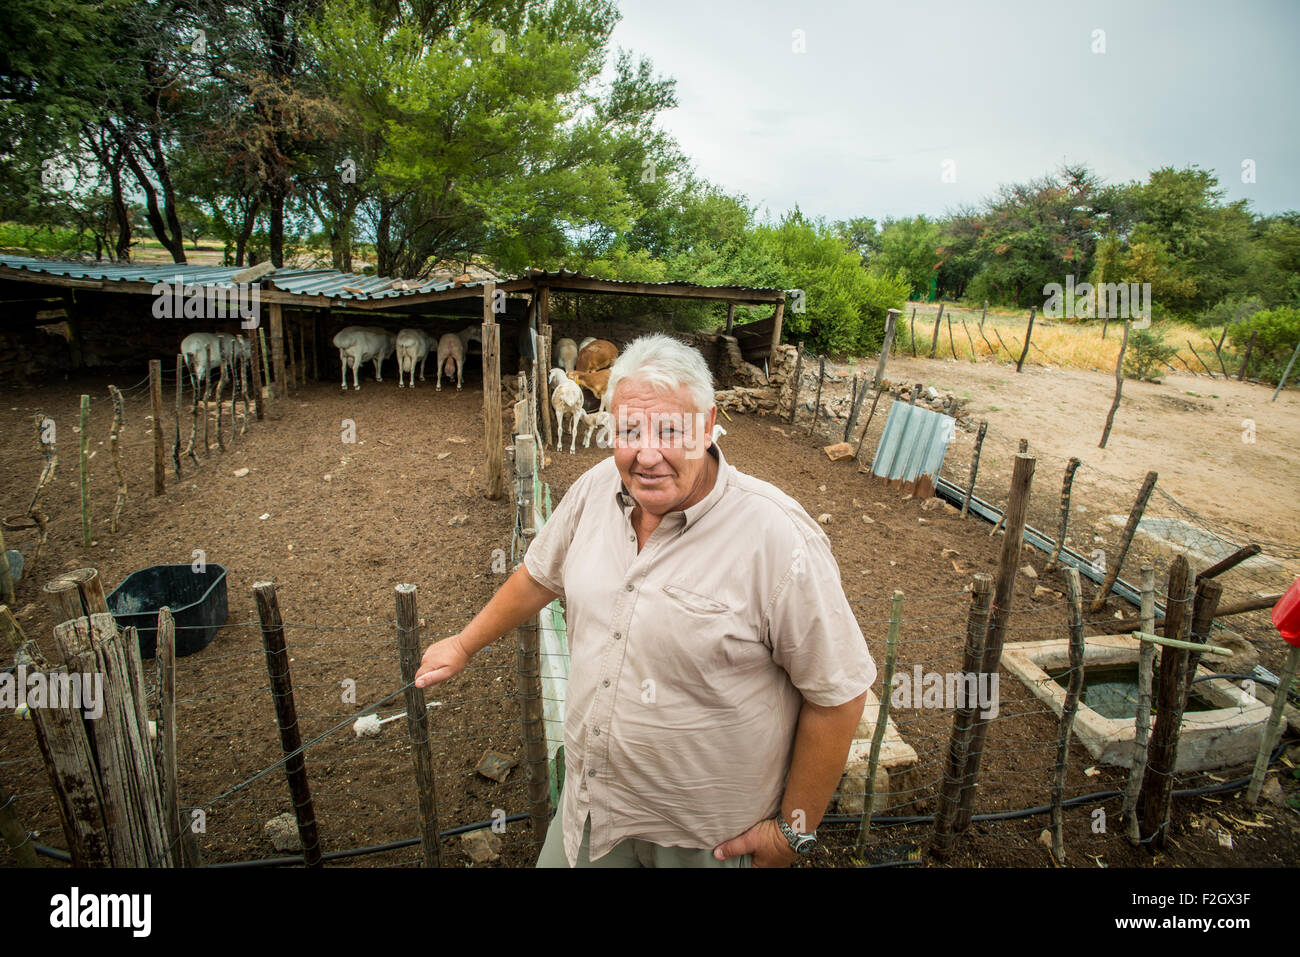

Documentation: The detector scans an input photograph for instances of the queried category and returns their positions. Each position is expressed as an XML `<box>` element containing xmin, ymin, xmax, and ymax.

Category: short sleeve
<box><xmin>523</xmin><ymin>462</ymin><xmax>601</xmax><ymax>596</ymax></box>
<box><xmin>764</xmin><ymin>526</ymin><xmax>877</xmax><ymax>707</ymax></box>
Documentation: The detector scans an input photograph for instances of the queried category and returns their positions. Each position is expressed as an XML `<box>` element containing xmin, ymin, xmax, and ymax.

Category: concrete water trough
<box><xmin>1002</xmin><ymin>635</ymin><xmax>1273</xmax><ymax>773</ymax></box>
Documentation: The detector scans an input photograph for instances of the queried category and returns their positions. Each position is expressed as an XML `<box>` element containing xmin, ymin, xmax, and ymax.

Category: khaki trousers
<box><xmin>536</xmin><ymin>811</ymin><xmax>752</xmax><ymax>868</ymax></box>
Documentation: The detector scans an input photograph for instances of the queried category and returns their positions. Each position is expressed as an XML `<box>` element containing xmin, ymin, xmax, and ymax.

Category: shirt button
<box><xmin>613</xmin><ymin>632</ymin><xmax>621</xmax><ymax>640</ymax></box>
<box><xmin>593</xmin><ymin>728</ymin><xmax>601</xmax><ymax>736</ymax></box>
<box><xmin>588</xmin><ymin>769</ymin><xmax>596</xmax><ymax>777</ymax></box>
<box><xmin>625</xmin><ymin>583</ymin><xmax>633</xmax><ymax>592</ymax></box>
<box><xmin>602</xmin><ymin>680</ymin><xmax>610</xmax><ymax>687</ymax></box>
<box><xmin>629</xmin><ymin>534</ymin><xmax>635</xmax><ymax>542</ymax></box>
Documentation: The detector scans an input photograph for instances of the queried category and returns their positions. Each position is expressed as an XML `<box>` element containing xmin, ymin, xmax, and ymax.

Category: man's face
<box><xmin>611</xmin><ymin>378</ymin><xmax>718</xmax><ymax>518</ymax></box>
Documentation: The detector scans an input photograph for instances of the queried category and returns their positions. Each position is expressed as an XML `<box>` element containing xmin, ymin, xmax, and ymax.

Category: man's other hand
<box><xmin>415</xmin><ymin>634</ymin><xmax>471</xmax><ymax>688</ymax></box>
<box><xmin>713</xmin><ymin>818</ymin><xmax>799</xmax><ymax>868</ymax></box>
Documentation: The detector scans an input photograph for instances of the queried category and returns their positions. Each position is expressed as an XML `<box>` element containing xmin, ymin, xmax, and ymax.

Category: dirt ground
<box><xmin>1</xmin><ymin>362</ymin><xmax>1297</xmax><ymax>869</ymax></box>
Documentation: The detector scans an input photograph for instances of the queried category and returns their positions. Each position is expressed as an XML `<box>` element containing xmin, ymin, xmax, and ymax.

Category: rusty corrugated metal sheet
<box><xmin>870</xmin><ymin>402</ymin><xmax>955</xmax><ymax>484</ymax></box>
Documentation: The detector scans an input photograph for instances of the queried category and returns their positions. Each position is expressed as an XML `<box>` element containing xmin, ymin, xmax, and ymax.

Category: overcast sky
<box><xmin>607</xmin><ymin>0</ymin><xmax>1300</xmax><ymax>224</ymax></box>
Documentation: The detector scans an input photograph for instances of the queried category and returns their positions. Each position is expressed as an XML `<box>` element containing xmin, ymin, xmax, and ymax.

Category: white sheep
<box><xmin>554</xmin><ymin>338</ymin><xmax>578</xmax><ymax>374</ymax></box>
<box><xmin>549</xmin><ymin>368</ymin><xmax>584</xmax><ymax>454</ymax></box>
<box><xmin>395</xmin><ymin>329</ymin><xmax>433</xmax><ymax>387</ymax></box>
<box><xmin>580</xmin><ymin>409</ymin><xmax>615</xmax><ymax>449</ymax></box>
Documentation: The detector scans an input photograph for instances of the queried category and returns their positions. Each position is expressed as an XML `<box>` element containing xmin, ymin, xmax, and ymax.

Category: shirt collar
<box><xmin>616</xmin><ymin>442</ymin><xmax>729</xmax><ymax>534</ymax></box>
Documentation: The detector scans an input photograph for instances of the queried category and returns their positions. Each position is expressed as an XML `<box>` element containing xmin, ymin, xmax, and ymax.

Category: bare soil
<box><xmin>1</xmin><ymin>366</ymin><xmax>1296</xmax><ymax>869</ymax></box>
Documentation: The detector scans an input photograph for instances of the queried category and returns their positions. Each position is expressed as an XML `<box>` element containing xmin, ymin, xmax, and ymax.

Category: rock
<box><xmin>460</xmin><ymin>828</ymin><xmax>502</xmax><ymax>863</ymax></box>
<box><xmin>926</xmin><ymin>386</ymin><xmax>940</xmax><ymax>401</ymax></box>
<box><xmin>1038</xmin><ymin>828</ymin><xmax>1053</xmax><ymax>849</ymax></box>
<box><xmin>233</xmin><ymin>467</ymin><xmax>250</xmax><ymax>478</ymax></box>
<box><xmin>920</xmin><ymin>497</ymin><xmax>945</xmax><ymax>511</ymax></box>
<box><xmin>1263</xmin><ymin>777</ymin><xmax>1286</xmax><ymax>808</ymax></box>
<box><xmin>323</xmin><ymin>473</ymin><xmax>332</xmax><ymax>482</ymax></box>
<box><xmin>861</xmin><ymin>515</ymin><xmax>874</xmax><ymax>524</ymax></box>
<box><xmin>446</xmin><ymin>436</ymin><xmax>467</xmax><ymax>444</ymax></box>
<box><xmin>823</xmin><ymin>442</ymin><xmax>855</xmax><ymax>461</ymax></box>
<box><xmin>917</xmin><ymin>518</ymin><xmax>928</xmax><ymax>525</ymax></box>
<box><xmin>264</xmin><ymin>812</ymin><xmax>300</xmax><ymax>851</ymax></box>
<box><xmin>1034</xmin><ymin>585</ymin><xmax>1055</xmax><ymax>597</ymax></box>
<box><xmin>1020</xmin><ymin>564</ymin><xmax>1038</xmax><ymax>579</ymax></box>
<box><xmin>448</xmin><ymin>514</ymin><xmax>468</xmax><ymax>527</ymax></box>
<box><xmin>1217</xmin><ymin>829</ymin><xmax>1233</xmax><ymax>850</ymax></box>
<box><xmin>475</xmin><ymin>750</ymin><xmax>518</xmax><ymax>783</ymax></box>
<box><xmin>818</xmin><ymin>484</ymin><xmax>826</xmax><ymax>492</ymax></box>
<box><xmin>818</xmin><ymin>513</ymin><xmax>832</xmax><ymax>525</ymax></box>
<box><xmin>941</xmin><ymin>548</ymin><xmax>960</xmax><ymax>558</ymax></box>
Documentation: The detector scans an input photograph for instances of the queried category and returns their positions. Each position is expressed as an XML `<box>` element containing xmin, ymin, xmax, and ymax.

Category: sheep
<box><xmin>436</xmin><ymin>332</ymin><xmax>466</xmax><ymax>390</ymax></box>
<box><xmin>555</xmin><ymin>337</ymin><xmax>578</xmax><ymax>374</ymax></box>
<box><xmin>333</xmin><ymin>326</ymin><xmax>394</xmax><ymax>390</ymax></box>
<box><xmin>580</xmin><ymin>409</ymin><xmax>615</xmax><ymax>449</ymax></box>
<box><xmin>576</xmin><ymin>338</ymin><xmax>618</xmax><ymax>373</ymax></box>
<box><xmin>549</xmin><ymin>368</ymin><xmax>585</xmax><ymax>454</ymax></box>
<box><xmin>395</xmin><ymin>329</ymin><xmax>433</xmax><ymax>387</ymax></box>
<box><xmin>181</xmin><ymin>332</ymin><xmax>249</xmax><ymax>390</ymax></box>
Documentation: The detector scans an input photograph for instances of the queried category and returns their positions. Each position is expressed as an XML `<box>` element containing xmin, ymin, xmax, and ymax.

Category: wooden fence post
<box><xmin>909</xmin><ymin>308</ymin><xmax>917</xmax><ymax>357</ymax></box>
<box><xmin>481</xmin><ymin>281</ymin><xmax>505</xmax><ymax>500</ymax></box>
<box><xmin>513</xmin><ymin>433</ymin><xmax>551</xmax><ymax>847</ymax></box>
<box><xmin>873</xmin><ymin>308</ymin><xmax>900</xmax><ymax>389</ymax></box>
<box><xmin>788</xmin><ymin>343</ymin><xmax>804</xmax><ymax>425</ymax></box>
<box><xmin>156</xmin><ymin>607</ymin><xmax>199</xmax><ymax>866</ymax></box>
<box><xmin>931</xmin><ymin>573</ymin><xmax>992</xmax><ymax>859</ymax></box>
<box><xmin>955</xmin><ymin>453</ymin><xmax>1036</xmax><ymax>833</ymax></box>
<box><xmin>253</xmin><ymin>581</ymin><xmax>323</xmax><ymax>867</ymax></box>
<box><xmin>989</xmin><ymin>439</ymin><xmax>1028</xmax><ymax>537</ymax></box>
<box><xmin>1051</xmin><ymin>567</ymin><xmax>1086</xmax><ymax>863</ymax></box>
<box><xmin>854</xmin><ymin>386</ymin><xmax>885</xmax><ymax>460</ymax></box>
<box><xmin>961</xmin><ymin>421</ymin><xmax>987</xmax><ymax>518</ymax></box>
<box><xmin>1247</xmin><ymin>642</ymin><xmax>1300</xmax><ymax>804</ymax></box>
<box><xmin>928</xmin><ymin>303</ymin><xmax>944</xmax><ymax>359</ymax></box>
<box><xmin>258</xmin><ymin>327</ymin><xmax>275</xmax><ymax>414</ymax></box>
<box><xmin>1016</xmin><ymin>306</ymin><xmax>1036</xmax><ymax>372</ymax></box>
<box><xmin>108</xmin><ymin>386</ymin><xmax>125</xmax><ymax>531</ymax></box>
<box><xmin>858</xmin><ymin>590</ymin><xmax>902</xmax><ymax>843</ymax></box>
<box><xmin>1123</xmin><ymin>565</ymin><xmax>1156</xmax><ymax>842</ymax></box>
<box><xmin>844</xmin><ymin>374</ymin><xmax>868</xmax><ymax>443</ymax></box>
<box><xmin>1090</xmin><ymin>470</ymin><xmax>1158</xmax><ymax>612</ymax></box>
<box><xmin>1099</xmin><ymin>320</ymin><xmax>1130</xmax><ymax>448</ymax></box>
<box><xmin>1046</xmin><ymin>457</ymin><xmax>1082</xmax><ymax>570</ymax></box>
<box><xmin>1272</xmin><ymin>338</ymin><xmax>1300</xmax><ymax>402</ymax></box>
<box><xmin>395</xmin><ymin>583</ymin><xmax>443</xmax><ymax>866</ymax></box>
<box><xmin>1138</xmin><ymin>556</ymin><xmax>1189</xmax><ymax>847</ymax></box>
<box><xmin>538</xmin><ymin>320</ymin><xmax>553</xmax><ymax>449</ymax></box>
<box><xmin>807</xmin><ymin>355</ymin><xmax>825</xmax><ymax>436</ymax></box>
<box><xmin>1237</xmin><ymin>330</ymin><xmax>1257</xmax><ymax>381</ymax></box>
<box><xmin>250</xmin><ymin>330</ymin><xmax>266</xmax><ymax>420</ymax></box>
<box><xmin>79</xmin><ymin>394</ymin><xmax>91</xmax><ymax>547</ymax></box>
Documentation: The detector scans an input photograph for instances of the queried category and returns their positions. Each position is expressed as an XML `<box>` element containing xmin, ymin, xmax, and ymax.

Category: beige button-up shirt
<box><xmin>524</xmin><ymin>443</ymin><xmax>877</xmax><ymax>866</ymax></box>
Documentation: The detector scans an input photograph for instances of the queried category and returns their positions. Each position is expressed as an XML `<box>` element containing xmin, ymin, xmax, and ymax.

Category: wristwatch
<box><xmin>776</xmin><ymin>813</ymin><xmax>818</xmax><ymax>855</ymax></box>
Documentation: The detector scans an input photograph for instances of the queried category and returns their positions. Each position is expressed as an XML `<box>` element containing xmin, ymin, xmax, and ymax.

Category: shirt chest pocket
<box><xmin>658</xmin><ymin>584</ymin><xmax>769</xmax><ymax>666</ymax></box>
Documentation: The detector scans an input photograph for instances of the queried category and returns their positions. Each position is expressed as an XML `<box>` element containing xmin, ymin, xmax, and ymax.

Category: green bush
<box><xmin>1228</xmin><ymin>306</ymin><xmax>1300</xmax><ymax>381</ymax></box>
<box><xmin>1123</xmin><ymin>326</ymin><xmax>1177</xmax><ymax>382</ymax></box>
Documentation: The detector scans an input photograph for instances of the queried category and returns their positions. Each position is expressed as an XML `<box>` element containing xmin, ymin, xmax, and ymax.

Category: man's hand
<box><xmin>713</xmin><ymin>818</ymin><xmax>799</xmax><ymax>868</ymax></box>
<box><xmin>415</xmin><ymin>634</ymin><xmax>472</xmax><ymax>688</ymax></box>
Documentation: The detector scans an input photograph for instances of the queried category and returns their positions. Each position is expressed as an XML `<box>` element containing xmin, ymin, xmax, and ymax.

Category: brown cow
<box><xmin>576</xmin><ymin>338</ymin><xmax>618</xmax><ymax>373</ymax></box>
<box><xmin>569</xmin><ymin>368</ymin><xmax>611</xmax><ymax>408</ymax></box>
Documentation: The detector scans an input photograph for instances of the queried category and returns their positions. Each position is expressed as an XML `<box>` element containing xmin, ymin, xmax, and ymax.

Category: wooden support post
<box><xmin>989</xmin><ymin>439</ymin><xmax>1029</xmax><ymax>537</ymax></box>
<box><xmin>481</xmin><ymin>282</ymin><xmax>505</xmax><ymax>500</ymax></box>
<box><xmin>1247</xmin><ymin>643</ymin><xmax>1300</xmax><ymax>805</ymax></box>
<box><xmin>769</xmin><ymin>300</ymin><xmax>785</xmax><ymax>358</ymax></box>
<box><xmin>1090</xmin><ymin>470</ymin><xmax>1157</xmax><ymax>612</ymax></box>
<box><xmin>1016</xmin><ymin>306</ymin><xmax>1036</xmax><ymax>372</ymax></box>
<box><xmin>0</xmin><ymin>783</ymin><xmax>37</xmax><ymax>867</ymax></box>
<box><xmin>930</xmin><ymin>573</ymin><xmax>993</xmax><ymax>860</ymax></box>
<box><xmin>955</xmin><ymin>453</ymin><xmax>1036</xmax><ymax>834</ymax></box>
<box><xmin>928</xmin><ymin>303</ymin><xmax>944</xmax><ymax>359</ymax></box>
<box><xmin>173</xmin><ymin>355</ymin><xmax>183</xmax><ymax>478</ymax></box>
<box><xmin>1051</xmin><ymin>567</ymin><xmax>1086</xmax><ymax>863</ymax></box>
<box><xmin>395</xmin><ymin>583</ymin><xmax>443</xmax><ymax>866</ymax></box>
<box><xmin>1124</xmin><ymin>566</ymin><xmax>1157</xmax><ymax>843</ymax></box>
<box><xmin>269</xmin><ymin>303</ymin><xmax>287</xmax><ymax>399</ymax></box>
<box><xmin>1046</xmin><ymin>457</ymin><xmax>1082</xmax><ymax>570</ymax></box>
<box><xmin>513</xmin><ymin>434</ymin><xmax>551</xmax><ymax>846</ymax></box>
<box><xmin>1272</xmin><ymin>338</ymin><xmax>1300</xmax><ymax>402</ymax></box>
<box><xmin>874</xmin><ymin>308</ymin><xmax>900</xmax><ymax>389</ymax></box>
<box><xmin>311</xmin><ymin>313</ymin><xmax>319</xmax><ymax>381</ymax></box>
<box><xmin>725</xmin><ymin>302</ymin><xmax>735</xmax><ymax>335</ymax></box>
<box><xmin>808</xmin><ymin>355</ymin><xmax>825</xmax><ymax>436</ymax></box>
<box><xmin>258</xmin><ymin>327</ymin><xmax>275</xmax><ymax>413</ymax></box>
<box><xmin>538</xmin><ymin>320</ymin><xmax>553</xmax><ymax>449</ymax></box>
<box><xmin>788</xmin><ymin>343</ymin><xmax>804</xmax><ymax>425</ymax></box>
<box><xmin>108</xmin><ymin>386</ymin><xmax>125</xmax><ymax>532</ymax></box>
<box><xmin>1138</xmin><ymin>556</ymin><xmax>1190</xmax><ymax>847</ymax></box>
<box><xmin>961</xmin><ymin>421</ymin><xmax>988</xmax><ymax>518</ymax></box>
<box><xmin>858</xmin><ymin>590</ymin><xmax>902</xmax><ymax>842</ymax></box>
<box><xmin>79</xmin><ymin>394</ymin><xmax>91</xmax><ymax>547</ymax></box>
<box><xmin>239</xmin><ymin>350</ymin><xmax>251</xmax><ymax>435</ymax></box>
<box><xmin>253</xmin><ymin>581</ymin><xmax>323</xmax><ymax>866</ymax></box>
<box><xmin>250</xmin><ymin>329</ymin><xmax>266</xmax><ymax>420</ymax></box>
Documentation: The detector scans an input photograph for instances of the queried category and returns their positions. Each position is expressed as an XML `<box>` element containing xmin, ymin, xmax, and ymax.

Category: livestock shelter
<box><xmin>0</xmin><ymin>256</ymin><xmax>786</xmax><ymax>498</ymax></box>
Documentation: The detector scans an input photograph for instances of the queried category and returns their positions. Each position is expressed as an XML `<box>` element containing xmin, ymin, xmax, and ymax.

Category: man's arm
<box><xmin>714</xmin><ymin>690</ymin><xmax>867</xmax><ymax>867</ymax></box>
<box><xmin>415</xmin><ymin>565</ymin><xmax>561</xmax><ymax>688</ymax></box>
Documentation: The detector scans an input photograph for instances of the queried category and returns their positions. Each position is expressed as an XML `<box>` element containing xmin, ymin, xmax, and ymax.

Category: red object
<box><xmin>1274</xmin><ymin>577</ymin><xmax>1300</xmax><ymax>647</ymax></box>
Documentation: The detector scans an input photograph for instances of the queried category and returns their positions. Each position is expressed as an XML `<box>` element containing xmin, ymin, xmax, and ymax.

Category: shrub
<box><xmin>1228</xmin><ymin>307</ymin><xmax>1300</xmax><ymax>381</ymax></box>
<box><xmin>1123</xmin><ymin>326</ymin><xmax>1177</xmax><ymax>382</ymax></box>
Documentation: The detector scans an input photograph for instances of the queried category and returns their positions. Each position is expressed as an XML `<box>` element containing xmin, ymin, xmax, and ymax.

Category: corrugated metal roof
<box><xmin>521</xmin><ymin>268</ymin><xmax>784</xmax><ymax>295</ymax></box>
<box><xmin>870</xmin><ymin>402</ymin><xmax>955</xmax><ymax>483</ymax></box>
<box><xmin>0</xmin><ymin>255</ymin><xmax>500</xmax><ymax>302</ymax></box>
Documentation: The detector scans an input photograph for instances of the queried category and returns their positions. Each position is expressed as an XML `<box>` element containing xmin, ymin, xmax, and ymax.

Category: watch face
<box><xmin>795</xmin><ymin>835</ymin><xmax>817</xmax><ymax>855</ymax></box>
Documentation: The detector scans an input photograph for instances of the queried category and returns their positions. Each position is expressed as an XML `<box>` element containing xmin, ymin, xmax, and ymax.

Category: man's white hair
<box><xmin>605</xmin><ymin>333</ymin><xmax>715</xmax><ymax>412</ymax></box>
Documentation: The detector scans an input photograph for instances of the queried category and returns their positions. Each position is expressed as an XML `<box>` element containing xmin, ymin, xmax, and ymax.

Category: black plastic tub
<box><xmin>107</xmin><ymin>563</ymin><xmax>228</xmax><ymax>658</ymax></box>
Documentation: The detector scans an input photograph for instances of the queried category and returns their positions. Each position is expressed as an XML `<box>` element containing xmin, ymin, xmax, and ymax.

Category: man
<box><xmin>416</xmin><ymin>333</ymin><xmax>876</xmax><ymax>867</ymax></box>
